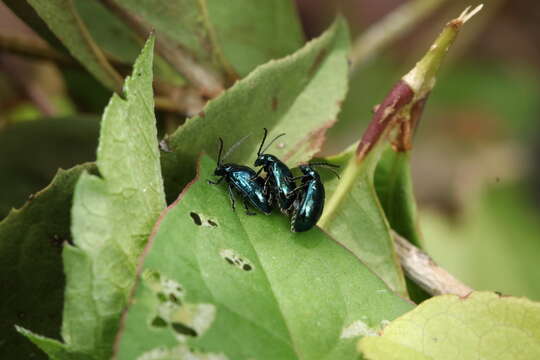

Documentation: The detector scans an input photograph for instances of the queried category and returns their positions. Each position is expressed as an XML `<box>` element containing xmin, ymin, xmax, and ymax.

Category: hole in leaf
<box><xmin>157</xmin><ymin>292</ymin><xmax>167</xmax><ymax>303</ymax></box>
<box><xmin>220</xmin><ymin>249</ymin><xmax>254</xmax><ymax>272</ymax></box>
<box><xmin>190</xmin><ymin>212</ymin><xmax>202</xmax><ymax>226</ymax></box>
<box><xmin>242</xmin><ymin>264</ymin><xmax>252</xmax><ymax>271</ymax></box>
<box><xmin>169</xmin><ymin>293</ymin><xmax>181</xmax><ymax>305</ymax></box>
<box><xmin>207</xmin><ymin>219</ymin><xmax>218</xmax><ymax>227</ymax></box>
<box><xmin>144</xmin><ymin>269</ymin><xmax>161</xmax><ymax>282</ymax></box>
<box><xmin>151</xmin><ymin>316</ymin><xmax>167</xmax><ymax>328</ymax></box>
<box><xmin>171</xmin><ymin>322</ymin><xmax>198</xmax><ymax>337</ymax></box>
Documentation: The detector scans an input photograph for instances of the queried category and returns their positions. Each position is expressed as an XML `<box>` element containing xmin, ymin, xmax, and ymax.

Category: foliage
<box><xmin>0</xmin><ymin>164</ymin><xmax>93</xmax><ymax>359</ymax></box>
<box><xmin>115</xmin><ymin>155</ymin><xmax>413</xmax><ymax>359</ymax></box>
<box><xmin>17</xmin><ymin>36</ymin><xmax>165</xmax><ymax>359</ymax></box>
<box><xmin>359</xmin><ymin>292</ymin><xmax>540</xmax><ymax>360</ymax></box>
<box><xmin>1</xmin><ymin>2</ymin><xmax>539</xmax><ymax>360</ymax></box>
<box><xmin>161</xmin><ymin>17</ymin><xmax>349</xmax><ymax>199</ymax></box>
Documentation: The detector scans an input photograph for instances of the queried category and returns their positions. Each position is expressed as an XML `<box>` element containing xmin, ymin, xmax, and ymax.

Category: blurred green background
<box><xmin>1</xmin><ymin>0</ymin><xmax>539</xmax><ymax>301</ymax></box>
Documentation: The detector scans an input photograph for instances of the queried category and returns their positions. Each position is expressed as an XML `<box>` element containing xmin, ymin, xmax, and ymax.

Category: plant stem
<box><xmin>0</xmin><ymin>34</ymin><xmax>75</xmax><ymax>64</ymax></box>
<box><xmin>393</xmin><ymin>231</ymin><xmax>472</xmax><ymax>297</ymax></box>
<box><xmin>402</xmin><ymin>4</ymin><xmax>484</xmax><ymax>99</ymax></box>
<box><xmin>195</xmin><ymin>0</ymin><xmax>238</xmax><ymax>84</ymax></box>
<box><xmin>0</xmin><ymin>54</ymin><xmax>57</xmax><ymax>116</ymax></box>
<box><xmin>318</xmin><ymin>154</ymin><xmax>360</xmax><ymax>228</ymax></box>
<box><xmin>67</xmin><ymin>0</ymin><xmax>124</xmax><ymax>93</ymax></box>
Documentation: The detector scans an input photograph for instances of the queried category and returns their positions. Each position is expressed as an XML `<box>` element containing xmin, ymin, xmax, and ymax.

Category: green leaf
<box><xmin>0</xmin><ymin>164</ymin><xmax>93</xmax><ymax>360</ymax></box>
<box><xmin>114</xmin><ymin>156</ymin><xmax>413</xmax><ymax>360</ymax></box>
<box><xmin>114</xmin><ymin>0</ymin><xmax>304</xmax><ymax>77</ymax></box>
<box><xmin>25</xmin><ymin>0</ymin><xmax>123</xmax><ymax>91</ymax></box>
<box><xmin>19</xmin><ymin>36</ymin><xmax>166</xmax><ymax>359</ymax></box>
<box><xmin>374</xmin><ymin>147</ymin><xmax>429</xmax><ymax>303</ymax></box>
<box><xmin>0</xmin><ymin>115</ymin><xmax>99</xmax><ymax>219</ymax></box>
<box><xmin>374</xmin><ymin>147</ymin><xmax>421</xmax><ymax>246</ymax></box>
<box><xmin>206</xmin><ymin>0</ymin><xmax>305</xmax><ymax>76</ymax></box>
<box><xmin>318</xmin><ymin>145</ymin><xmax>408</xmax><ymax>297</ymax></box>
<box><xmin>72</xmin><ymin>0</ymin><xmax>185</xmax><ymax>86</ymax></box>
<box><xmin>72</xmin><ymin>0</ymin><xmax>140</xmax><ymax>63</ymax></box>
<box><xmin>359</xmin><ymin>292</ymin><xmax>540</xmax><ymax>360</ymax></box>
<box><xmin>162</xmin><ymin>18</ymin><xmax>349</xmax><ymax>200</ymax></box>
<box><xmin>317</xmin><ymin>6</ymin><xmax>484</xmax><ymax>298</ymax></box>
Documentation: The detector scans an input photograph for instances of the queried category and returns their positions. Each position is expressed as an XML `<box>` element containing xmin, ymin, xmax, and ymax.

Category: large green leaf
<box><xmin>162</xmin><ymin>18</ymin><xmax>349</xmax><ymax>200</ymax></box>
<box><xmin>319</xmin><ymin>145</ymin><xmax>408</xmax><ymax>297</ymax></box>
<box><xmin>321</xmin><ymin>146</ymin><xmax>427</xmax><ymax>302</ymax></box>
<box><xmin>18</xmin><ymin>36</ymin><xmax>166</xmax><ymax>359</ymax></box>
<box><xmin>25</xmin><ymin>0</ymin><xmax>123</xmax><ymax>91</ymax></box>
<box><xmin>114</xmin><ymin>0</ymin><xmax>304</xmax><ymax>78</ymax></box>
<box><xmin>359</xmin><ymin>292</ymin><xmax>540</xmax><ymax>360</ymax></box>
<box><xmin>114</xmin><ymin>156</ymin><xmax>414</xmax><ymax>359</ymax></box>
<box><xmin>0</xmin><ymin>164</ymin><xmax>93</xmax><ymax>360</ymax></box>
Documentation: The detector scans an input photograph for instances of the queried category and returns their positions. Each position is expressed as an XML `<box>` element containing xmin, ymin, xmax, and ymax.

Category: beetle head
<box><xmin>254</xmin><ymin>153</ymin><xmax>272</xmax><ymax>167</ymax></box>
<box><xmin>299</xmin><ymin>164</ymin><xmax>317</xmax><ymax>178</ymax></box>
<box><xmin>214</xmin><ymin>165</ymin><xmax>226</xmax><ymax>177</ymax></box>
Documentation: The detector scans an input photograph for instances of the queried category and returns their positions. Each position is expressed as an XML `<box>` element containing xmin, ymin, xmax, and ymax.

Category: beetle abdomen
<box><xmin>229</xmin><ymin>169</ymin><xmax>272</xmax><ymax>214</ymax></box>
<box><xmin>291</xmin><ymin>180</ymin><xmax>325</xmax><ymax>232</ymax></box>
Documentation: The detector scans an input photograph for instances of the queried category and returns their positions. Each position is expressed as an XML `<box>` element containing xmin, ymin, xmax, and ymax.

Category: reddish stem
<box><xmin>356</xmin><ymin>80</ymin><xmax>414</xmax><ymax>160</ymax></box>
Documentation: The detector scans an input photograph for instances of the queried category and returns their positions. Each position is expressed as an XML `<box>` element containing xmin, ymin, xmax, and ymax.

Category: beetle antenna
<box><xmin>216</xmin><ymin>137</ymin><xmax>224</xmax><ymax>166</ymax></box>
<box><xmin>257</xmin><ymin>128</ymin><xmax>268</xmax><ymax>156</ymax></box>
<box><xmin>261</xmin><ymin>132</ymin><xmax>286</xmax><ymax>154</ymax></box>
<box><xmin>323</xmin><ymin>167</ymin><xmax>341</xmax><ymax>179</ymax></box>
<box><xmin>309</xmin><ymin>161</ymin><xmax>340</xmax><ymax>168</ymax></box>
<box><xmin>309</xmin><ymin>162</ymin><xmax>341</xmax><ymax>179</ymax></box>
<box><xmin>223</xmin><ymin>133</ymin><xmax>251</xmax><ymax>161</ymax></box>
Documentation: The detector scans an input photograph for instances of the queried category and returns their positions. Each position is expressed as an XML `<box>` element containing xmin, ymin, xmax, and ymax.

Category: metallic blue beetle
<box><xmin>253</xmin><ymin>128</ymin><xmax>296</xmax><ymax>214</ymax></box>
<box><xmin>208</xmin><ymin>138</ymin><xmax>272</xmax><ymax>215</ymax></box>
<box><xmin>290</xmin><ymin>163</ymin><xmax>340</xmax><ymax>232</ymax></box>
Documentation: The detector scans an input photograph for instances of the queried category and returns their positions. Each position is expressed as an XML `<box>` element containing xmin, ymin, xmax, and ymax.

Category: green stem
<box><xmin>68</xmin><ymin>0</ymin><xmax>123</xmax><ymax>93</ymax></box>
<box><xmin>318</xmin><ymin>154</ymin><xmax>360</xmax><ymax>227</ymax></box>
<box><xmin>402</xmin><ymin>4</ymin><xmax>484</xmax><ymax>99</ymax></box>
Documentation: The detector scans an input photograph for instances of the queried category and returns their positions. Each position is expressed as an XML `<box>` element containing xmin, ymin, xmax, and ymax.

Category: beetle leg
<box><xmin>227</xmin><ymin>184</ymin><xmax>236</xmax><ymax>211</ymax></box>
<box><xmin>288</xmin><ymin>175</ymin><xmax>307</xmax><ymax>182</ymax></box>
<box><xmin>286</xmin><ymin>183</ymin><xmax>308</xmax><ymax>198</ymax></box>
<box><xmin>263</xmin><ymin>175</ymin><xmax>272</xmax><ymax>195</ymax></box>
<box><xmin>243</xmin><ymin>199</ymin><xmax>256</xmax><ymax>216</ymax></box>
<box><xmin>207</xmin><ymin>176</ymin><xmax>224</xmax><ymax>185</ymax></box>
<box><xmin>250</xmin><ymin>167</ymin><xmax>264</xmax><ymax>181</ymax></box>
